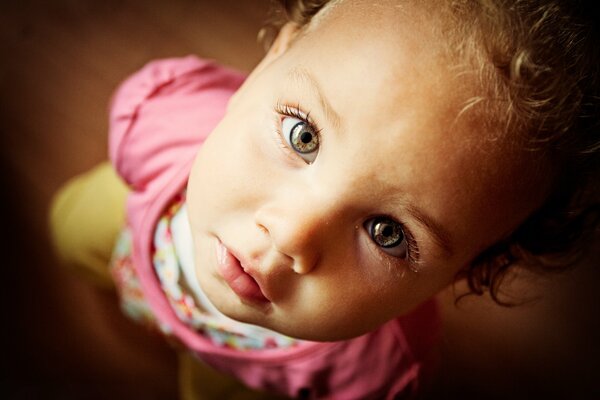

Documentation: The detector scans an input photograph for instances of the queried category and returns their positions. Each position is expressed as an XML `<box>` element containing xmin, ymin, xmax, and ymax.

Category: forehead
<box><xmin>293</xmin><ymin>0</ymin><xmax>472</xmax><ymax>136</ymax></box>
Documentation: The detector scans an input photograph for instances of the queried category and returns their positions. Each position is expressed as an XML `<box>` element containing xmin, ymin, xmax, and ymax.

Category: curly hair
<box><xmin>264</xmin><ymin>0</ymin><xmax>600</xmax><ymax>305</ymax></box>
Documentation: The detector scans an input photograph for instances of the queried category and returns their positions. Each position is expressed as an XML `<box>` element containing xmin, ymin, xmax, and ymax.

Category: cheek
<box><xmin>195</xmin><ymin>123</ymin><xmax>256</xmax><ymax>189</ymax></box>
<box><xmin>190</xmin><ymin>116</ymin><xmax>283</xmax><ymax>230</ymax></box>
<box><xmin>348</xmin><ymin>267</ymin><xmax>453</xmax><ymax>325</ymax></box>
<box><xmin>292</xmin><ymin>270</ymin><xmax>412</xmax><ymax>338</ymax></box>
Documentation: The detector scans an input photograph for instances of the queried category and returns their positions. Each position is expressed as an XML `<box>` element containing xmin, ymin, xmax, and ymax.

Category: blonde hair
<box><xmin>263</xmin><ymin>0</ymin><xmax>600</xmax><ymax>304</ymax></box>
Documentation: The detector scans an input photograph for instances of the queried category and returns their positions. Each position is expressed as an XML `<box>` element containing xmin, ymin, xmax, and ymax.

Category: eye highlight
<box><xmin>275</xmin><ymin>103</ymin><xmax>321</xmax><ymax>164</ymax></box>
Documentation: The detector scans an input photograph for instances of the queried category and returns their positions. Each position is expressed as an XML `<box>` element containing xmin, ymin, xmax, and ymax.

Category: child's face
<box><xmin>187</xmin><ymin>0</ymin><xmax>547</xmax><ymax>341</ymax></box>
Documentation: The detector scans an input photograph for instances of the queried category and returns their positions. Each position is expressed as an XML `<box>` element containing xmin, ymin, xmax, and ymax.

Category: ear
<box><xmin>227</xmin><ymin>22</ymin><xmax>301</xmax><ymax>108</ymax></box>
<box><xmin>268</xmin><ymin>23</ymin><xmax>301</xmax><ymax>58</ymax></box>
<box><xmin>254</xmin><ymin>22</ymin><xmax>301</xmax><ymax>74</ymax></box>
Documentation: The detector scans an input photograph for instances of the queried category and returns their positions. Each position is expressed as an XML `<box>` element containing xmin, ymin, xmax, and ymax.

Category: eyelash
<box><xmin>275</xmin><ymin>102</ymin><xmax>316</xmax><ymax>126</ymax></box>
<box><xmin>397</xmin><ymin>222</ymin><xmax>421</xmax><ymax>268</ymax></box>
<box><xmin>272</xmin><ymin>102</ymin><xmax>421</xmax><ymax>271</ymax></box>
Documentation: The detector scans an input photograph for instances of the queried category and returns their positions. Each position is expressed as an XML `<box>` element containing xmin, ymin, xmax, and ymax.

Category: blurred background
<box><xmin>0</xmin><ymin>0</ymin><xmax>597</xmax><ymax>398</ymax></box>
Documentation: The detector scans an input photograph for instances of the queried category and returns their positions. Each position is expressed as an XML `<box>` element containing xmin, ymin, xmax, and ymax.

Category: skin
<box><xmin>187</xmin><ymin>0</ymin><xmax>548</xmax><ymax>341</ymax></box>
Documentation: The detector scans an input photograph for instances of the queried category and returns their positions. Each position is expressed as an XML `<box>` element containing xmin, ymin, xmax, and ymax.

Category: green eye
<box><xmin>371</xmin><ymin>217</ymin><xmax>403</xmax><ymax>247</ymax></box>
<box><xmin>366</xmin><ymin>217</ymin><xmax>408</xmax><ymax>258</ymax></box>
<box><xmin>290</xmin><ymin>121</ymin><xmax>318</xmax><ymax>153</ymax></box>
<box><xmin>282</xmin><ymin>117</ymin><xmax>319</xmax><ymax>163</ymax></box>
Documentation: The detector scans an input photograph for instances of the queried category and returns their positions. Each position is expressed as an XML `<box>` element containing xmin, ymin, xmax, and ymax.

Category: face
<box><xmin>187</xmin><ymin>0</ymin><xmax>547</xmax><ymax>341</ymax></box>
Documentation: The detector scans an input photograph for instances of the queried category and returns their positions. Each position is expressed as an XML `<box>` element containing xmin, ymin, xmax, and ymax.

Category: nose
<box><xmin>254</xmin><ymin>195</ymin><xmax>340</xmax><ymax>275</ymax></box>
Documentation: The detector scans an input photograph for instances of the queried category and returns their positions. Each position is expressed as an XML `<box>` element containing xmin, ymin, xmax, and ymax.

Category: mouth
<box><xmin>215</xmin><ymin>240</ymin><xmax>271</xmax><ymax>305</ymax></box>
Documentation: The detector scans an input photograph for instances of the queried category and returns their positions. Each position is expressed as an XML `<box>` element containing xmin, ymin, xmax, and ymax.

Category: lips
<box><xmin>215</xmin><ymin>241</ymin><xmax>270</xmax><ymax>304</ymax></box>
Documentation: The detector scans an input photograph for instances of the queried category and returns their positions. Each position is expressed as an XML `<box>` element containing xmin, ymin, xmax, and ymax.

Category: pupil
<box><xmin>300</xmin><ymin>131</ymin><xmax>313</xmax><ymax>144</ymax></box>
<box><xmin>382</xmin><ymin>225</ymin><xmax>393</xmax><ymax>237</ymax></box>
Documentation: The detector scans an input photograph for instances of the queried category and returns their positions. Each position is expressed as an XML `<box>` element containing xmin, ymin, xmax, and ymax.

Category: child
<box><xmin>50</xmin><ymin>0</ymin><xmax>599</xmax><ymax>398</ymax></box>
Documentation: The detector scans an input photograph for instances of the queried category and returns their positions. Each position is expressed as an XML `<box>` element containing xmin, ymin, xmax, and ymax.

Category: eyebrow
<box><xmin>405</xmin><ymin>204</ymin><xmax>454</xmax><ymax>256</ymax></box>
<box><xmin>287</xmin><ymin>67</ymin><xmax>342</xmax><ymax>131</ymax></box>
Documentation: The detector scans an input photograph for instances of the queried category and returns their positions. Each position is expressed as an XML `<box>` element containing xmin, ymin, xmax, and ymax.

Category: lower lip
<box><xmin>215</xmin><ymin>241</ymin><xmax>269</xmax><ymax>304</ymax></box>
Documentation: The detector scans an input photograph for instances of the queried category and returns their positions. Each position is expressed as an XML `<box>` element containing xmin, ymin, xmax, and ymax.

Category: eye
<box><xmin>281</xmin><ymin>116</ymin><xmax>319</xmax><ymax>163</ymax></box>
<box><xmin>365</xmin><ymin>217</ymin><xmax>408</xmax><ymax>258</ymax></box>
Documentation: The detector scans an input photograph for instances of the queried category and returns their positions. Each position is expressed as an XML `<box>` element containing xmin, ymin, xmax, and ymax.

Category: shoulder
<box><xmin>108</xmin><ymin>55</ymin><xmax>245</xmax><ymax>189</ymax></box>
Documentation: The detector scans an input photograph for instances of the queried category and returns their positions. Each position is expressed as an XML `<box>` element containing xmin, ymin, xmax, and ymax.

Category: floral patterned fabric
<box><xmin>110</xmin><ymin>193</ymin><xmax>298</xmax><ymax>350</ymax></box>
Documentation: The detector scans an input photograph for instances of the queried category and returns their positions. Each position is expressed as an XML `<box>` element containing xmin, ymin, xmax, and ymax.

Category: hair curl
<box><xmin>265</xmin><ymin>0</ymin><xmax>600</xmax><ymax>305</ymax></box>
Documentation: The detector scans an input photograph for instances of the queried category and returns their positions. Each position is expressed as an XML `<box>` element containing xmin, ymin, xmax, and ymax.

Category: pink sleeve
<box><xmin>108</xmin><ymin>55</ymin><xmax>245</xmax><ymax>190</ymax></box>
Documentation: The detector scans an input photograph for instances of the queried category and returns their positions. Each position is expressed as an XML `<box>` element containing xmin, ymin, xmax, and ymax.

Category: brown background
<box><xmin>1</xmin><ymin>0</ymin><xmax>598</xmax><ymax>398</ymax></box>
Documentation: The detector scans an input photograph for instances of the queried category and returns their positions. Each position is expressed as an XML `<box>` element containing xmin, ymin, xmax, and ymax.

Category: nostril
<box><xmin>256</xmin><ymin>222</ymin><xmax>269</xmax><ymax>235</ymax></box>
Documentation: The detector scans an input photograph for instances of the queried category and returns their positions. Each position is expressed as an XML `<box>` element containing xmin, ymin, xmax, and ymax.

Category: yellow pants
<box><xmin>49</xmin><ymin>162</ymin><xmax>129</xmax><ymax>288</ymax></box>
<box><xmin>49</xmin><ymin>162</ymin><xmax>285</xmax><ymax>400</ymax></box>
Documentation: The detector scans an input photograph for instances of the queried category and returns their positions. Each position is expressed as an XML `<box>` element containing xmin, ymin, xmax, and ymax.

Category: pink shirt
<box><xmin>109</xmin><ymin>56</ymin><xmax>440</xmax><ymax>399</ymax></box>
